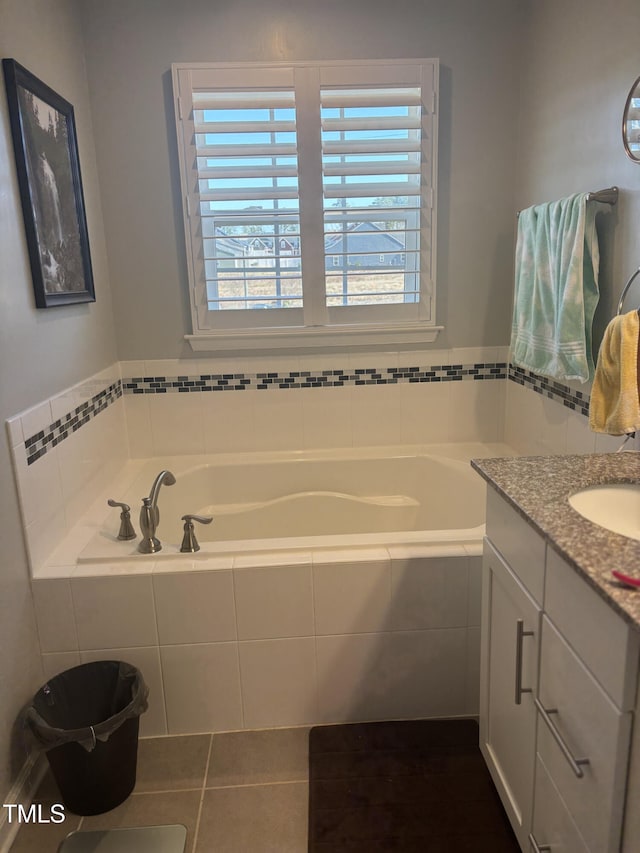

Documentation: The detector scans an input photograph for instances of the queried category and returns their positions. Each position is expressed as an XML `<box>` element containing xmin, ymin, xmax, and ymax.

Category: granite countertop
<box><xmin>471</xmin><ymin>453</ymin><xmax>640</xmax><ymax>630</ymax></box>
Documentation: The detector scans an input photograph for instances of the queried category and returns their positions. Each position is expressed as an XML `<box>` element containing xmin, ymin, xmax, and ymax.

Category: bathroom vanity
<box><xmin>472</xmin><ymin>453</ymin><xmax>640</xmax><ymax>853</ymax></box>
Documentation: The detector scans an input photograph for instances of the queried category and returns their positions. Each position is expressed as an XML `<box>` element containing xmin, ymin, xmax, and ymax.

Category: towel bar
<box><xmin>516</xmin><ymin>186</ymin><xmax>618</xmax><ymax>217</ymax></box>
<box><xmin>586</xmin><ymin>186</ymin><xmax>619</xmax><ymax>205</ymax></box>
<box><xmin>616</xmin><ymin>267</ymin><xmax>640</xmax><ymax>316</ymax></box>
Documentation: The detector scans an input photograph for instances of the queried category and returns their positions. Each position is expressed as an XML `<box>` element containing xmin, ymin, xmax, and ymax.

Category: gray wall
<box><xmin>0</xmin><ymin>0</ymin><xmax>118</xmax><ymax>800</ymax></box>
<box><xmin>79</xmin><ymin>0</ymin><xmax>526</xmax><ymax>359</ymax></box>
<box><xmin>516</xmin><ymin>0</ymin><xmax>640</xmax><ymax>346</ymax></box>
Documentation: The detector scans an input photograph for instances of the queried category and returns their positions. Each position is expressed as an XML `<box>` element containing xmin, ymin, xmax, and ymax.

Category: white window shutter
<box><xmin>172</xmin><ymin>60</ymin><xmax>438</xmax><ymax>342</ymax></box>
<box><xmin>319</xmin><ymin>63</ymin><xmax>437</xmax><ymax>322</ymax></box>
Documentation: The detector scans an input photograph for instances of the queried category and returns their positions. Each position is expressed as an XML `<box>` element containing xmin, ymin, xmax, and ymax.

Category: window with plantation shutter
<box><xmin>172</xmin><ymin>60</ymin><xmax>440</xmax><ymax>351</ymax></box>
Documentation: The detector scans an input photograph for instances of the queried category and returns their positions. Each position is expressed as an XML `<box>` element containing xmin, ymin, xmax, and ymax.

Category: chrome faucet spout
<box><xmin>148</xmin><ymin>470</ymin><xmax>176</xmax><ymax>513</ymax></box>
<box><xmin>138</xmin><ymin>470</ymin><xmax>176</xmax><ymax>554</ymax></box>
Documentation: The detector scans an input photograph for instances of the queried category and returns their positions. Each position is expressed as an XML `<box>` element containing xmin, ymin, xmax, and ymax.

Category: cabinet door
<box><xmin>480</xmin><ymin>537</ymin><xmax>541</xmax><ymax>851</ymax></box>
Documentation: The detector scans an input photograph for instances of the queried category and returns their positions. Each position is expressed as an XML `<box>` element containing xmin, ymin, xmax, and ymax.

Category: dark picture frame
<box><xmin>2</xmin><ymin>58</ymin><xmax>95</xmax><ymax>308</ymax></box>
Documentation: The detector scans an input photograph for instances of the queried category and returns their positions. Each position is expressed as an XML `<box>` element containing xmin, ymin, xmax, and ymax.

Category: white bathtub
<box><xmin>38</xmin><ymin>441</ymin><xmax>514</xmax><ymax>734</ymax></box>
<box><xmin>76</xmin><ymin>442</ymin><xmax>510</xmax><ymax>564</ymax></box>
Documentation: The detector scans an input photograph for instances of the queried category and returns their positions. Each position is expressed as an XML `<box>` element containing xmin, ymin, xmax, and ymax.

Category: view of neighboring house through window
<box><xmin>172</xmin><ymin>60</ymin><xmax>438</xmax><ymax>341</ymax></box>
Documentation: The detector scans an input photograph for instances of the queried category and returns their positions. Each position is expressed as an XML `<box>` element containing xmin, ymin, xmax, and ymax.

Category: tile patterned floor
<box><xmin>10</xmin><ymin>728</ymin><xmax>310</xmax><ymax>852</ymax></box>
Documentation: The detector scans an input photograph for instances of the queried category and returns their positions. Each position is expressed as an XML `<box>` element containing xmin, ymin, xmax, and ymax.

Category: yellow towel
<box><xmin>589</xmin><ymin>310</ymin><xmax>640</xmax><ymax>435</ymax></box>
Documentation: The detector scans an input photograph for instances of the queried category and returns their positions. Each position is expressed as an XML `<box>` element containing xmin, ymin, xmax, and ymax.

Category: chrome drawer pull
<box><xmin>528</xmin><ymin>833</ymin><xmax>551</xmax><ymax>852</ymax></box>
<box><xmin>535</xmin><ymin>698</ymin><xmax>590</xmax><ymax>778</ymax></box>
<box><xmin>515</xmin><ymin>618</ymin><xmax>534</xmax><ymax>705</ymax></box>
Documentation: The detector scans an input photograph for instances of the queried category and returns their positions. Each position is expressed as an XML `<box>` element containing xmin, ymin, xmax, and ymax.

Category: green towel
<box><xmin>510</xmin><ymin>193</ymin><xmax>600</xmax><ymax>383</ymax></box>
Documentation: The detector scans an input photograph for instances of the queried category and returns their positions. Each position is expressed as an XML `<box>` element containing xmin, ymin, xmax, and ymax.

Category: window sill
<box><xmin>185</xmin><ymin>323</ymin><xmax>443</xmax><ymax>353</ymax></box>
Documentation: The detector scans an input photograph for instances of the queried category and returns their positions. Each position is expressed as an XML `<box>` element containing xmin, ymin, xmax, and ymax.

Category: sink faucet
<box><xmin>138</xmin><ymin>470</ymin><xmax>176</xmax><ymax>553</ymax></box>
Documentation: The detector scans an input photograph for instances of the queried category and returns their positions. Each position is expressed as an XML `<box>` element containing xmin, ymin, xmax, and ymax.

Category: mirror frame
<box><xmin>622</xmin><ymin>75</ymin><xmax>640</xmax><ymax>163</ymax></box>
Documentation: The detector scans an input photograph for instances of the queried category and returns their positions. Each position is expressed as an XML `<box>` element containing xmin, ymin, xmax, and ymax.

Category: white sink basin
<box><xmin>568</xmin><ymin>483</ymin><xmax>640</xmax><ymax>541</ymax></box>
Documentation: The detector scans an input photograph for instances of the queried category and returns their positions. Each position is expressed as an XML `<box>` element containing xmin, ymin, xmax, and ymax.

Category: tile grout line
<box><xmin>191</xmin><ymin>734</ymin><xmax>214</xmax><ymax>853</ymax></box>
<box><xmin>205</xmin><ymin>778</ymin><xmax>309</xmax><ymax>791</ymax></box>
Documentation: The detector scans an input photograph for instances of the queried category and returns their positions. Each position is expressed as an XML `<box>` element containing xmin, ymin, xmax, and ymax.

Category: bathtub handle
<box><xmin>180</xmin><ymin>514</ymin><xmax>213</xmax><ymax>553</ymax></box>
<box><xmin>107</xmin><ymin>500</ymin><xmax>137</xmax><ymax>541</ymax></box>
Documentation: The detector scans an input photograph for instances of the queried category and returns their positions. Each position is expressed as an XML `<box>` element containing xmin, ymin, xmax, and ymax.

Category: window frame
<box><xmin>172</xmin><ymin>59</ymin><xmax>442</xmax><ymax>352</ymax></box>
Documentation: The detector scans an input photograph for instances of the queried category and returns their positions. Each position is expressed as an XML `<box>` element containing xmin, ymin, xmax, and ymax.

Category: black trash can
<box><xmin>23</xmin><ymin>660</ymin><xmax>148</xmax><ymax>816</ymax></box>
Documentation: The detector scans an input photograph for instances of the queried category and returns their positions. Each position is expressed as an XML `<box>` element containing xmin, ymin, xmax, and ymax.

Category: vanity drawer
<box><xmin>545</xmin><ymin>547</ymin><xmax>639</xmax><ymax>710</ymax></box>
<box><xmin>537</xmin><ymin>616</ymin><xmax>631</xmax><ymax>852</ymax></box>
<box><xmin>530</xmin><ymin>754</ymin><xmax>589</xmax><ymax>853</ymax></box>
<box><xmin>486</xmin><ymin>487</ymin><xmax>545</xmax><ymax>605</ymax></box>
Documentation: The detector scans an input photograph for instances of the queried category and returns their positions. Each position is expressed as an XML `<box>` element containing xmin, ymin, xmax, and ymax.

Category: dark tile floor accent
<box><xmin>308</xmin><ymin>719</ymin><xmax>520</xmax><ymax>853</ymax></box>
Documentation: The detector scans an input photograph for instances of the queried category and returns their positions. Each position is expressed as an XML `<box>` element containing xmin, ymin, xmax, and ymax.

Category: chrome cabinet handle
<box><xmin>535</xmin><ymin>698</ymin><xmax>590</xmax><ymax>778</ymax></box>
<box><xmin>515</xmin><ymin>618</ymin><xmax>534</xmax><ymax>705</ymax></box>
<box><xmin>528</xmin><ymin>833</ymin><xmax>551</xmax><ymax>852</ymax></box>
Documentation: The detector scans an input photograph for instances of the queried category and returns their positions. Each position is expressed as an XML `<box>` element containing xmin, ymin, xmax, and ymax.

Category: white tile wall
<box><xmin>234</xmin><ymin>562</ymin><xmax>314</xmax><ymax>640</ymax></box>
<box><xmin>71</xmin><ymin>576</ymin><xmax>158</xmax><ymax>650</ymax></box>
<box><xmin>160</xmin><ymin>642</ymin><xmax>243</xmax><ymax>734</ymax></box>
<box><xmin>7</xmin><ymin>364</ymin><xmax>128</xmax><ymax>574</ymax></box>
<box><xmin>384</xmin><ymin>628</ymin><xmax>468</xmax><ymax>718</ymax></box>
<box><xmin>313</xmin><ymin>556</ymin><xmax>391</xmax><ymax>635</ymax></box>
<box><xmin>238</xmin><ymin>637</ymin><xmax>318</xmax><ymax>728</ymax></box>
<box><xmin>41</xmin><ymin>651</ymin><xmax>80</xmax><ymax>681</ymax></box>
<box><xmin>448</xmin><ymin>378</ymin><xmax>505</xmax><ymax>443</ymax></box>
<box><xmin>31</xmin><ymin>579</ymin><xmax>78</xmax><ymax>653</ymax></box>
<box><xmin>316</xmin><ymin>633</ymin><xmax>393</xmax><ymax>723</ymax></box>
<box><xmin>116</xmin><ymin>346</ymin><xmax>507</xmax><ymax>457</ymax></box>
<box><xmin>5</xmin><ymin>414</ymin><xmax>24</xmax><ymax>448</ymax></box>
<box><xmin>19</xmin><ymin>400</ymin><xmax>54</xmax><ymax>441</ymax></box>
<box><xmin>390</xmin><ymin>554</ymin><xmax>469</xmax><ymax>631</ymax></box>
<box><xmin>300</xmin><ymin>386</ymin><xmax>353</xmax><ymax>449</ymax></box>
<box><xmin>31</xmin><ymin>545</ymin><xmax>483</xmax><ymax>734</ymax></box>
<box><xmin>316</xmin><ymin>627</ymin><xmax>468</xmax><ymax>723</ymax></box>
<box><xmin>503</xmin><ymin>374</ymin><xmax>633</xmax><ymax>455</ymax></box>
<box><xmin>123</xmin><ymin>394</ymin><xmax>152</xmax><ymax>458</ymax></box>
<box><xmin>201</xmin><ymin>389</ymin><xmax>257</xmax><ymax>454</ymax></box>
<box><xmin>350</xmin><ymin>383</ymin><xmax>402</xmax><ymax>447</ymax></box>
<box><xmin>13</xmin><ymin>442</ymin><xmax>64</xmax><ymax>529</ymax></box>
<box><xmin>26</xmin><ymin>508</ymin><xmax>68</xmax><ymax>578</ymax></box>
<box><xmin>399</xmin><ymin>381</ymin><xmax>451</xmax><ymax>445</ymax></box>
<box><xmin>250</xmin><ymin>389</ymin><xmax>304</xmax><ymax>452</ymax></box>
<box><xmin>153</xmin><ymin>569</ymin><xmax>236</xmax><ymax>644</ymax></box>
<box><xmin>148</xmin><ymin>392</ymin><xmax>205</xmax><ymax>457</ymax></box>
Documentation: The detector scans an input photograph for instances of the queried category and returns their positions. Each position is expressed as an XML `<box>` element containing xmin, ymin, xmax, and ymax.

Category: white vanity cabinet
<box><xmin>480</xmin><ymin>489</ymin><xmax>545</xmax><ymax>850</ymax></box>
<box><xmin>480</xmin><ymin>487</ymin><xmax>640</xmax><ymax>853</ymax></box>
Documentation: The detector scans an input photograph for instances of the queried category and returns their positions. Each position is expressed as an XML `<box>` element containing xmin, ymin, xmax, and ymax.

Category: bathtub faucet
<box><xmin>138</xmin><ymin>470</ymin><xmax>176</xmax><ymax>554</ymax></box>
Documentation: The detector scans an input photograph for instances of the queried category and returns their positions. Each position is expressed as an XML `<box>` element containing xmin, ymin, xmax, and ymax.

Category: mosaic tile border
<box><xmin>122</xmin><ymin>362</ymin><xmax>508</xmax><ymax>394</ymax></box>
<box><xmin>24</xmin><ymin>380</ymin><xmax>122</xmax><ymax>466</ymax></box>
<box><xmin>20</xmin><ymin>363</ymin><xmax>509</xmax><ymax>467</ymax></box>
<box><xmin>508</xmin><ymin>364</ymin><xmax>590</xmax><ymax>417</ymax></box>
<box><xmin>20</xmin><ymin>361</ymin><xmax>588</xmax><ymax>468</ymax></box>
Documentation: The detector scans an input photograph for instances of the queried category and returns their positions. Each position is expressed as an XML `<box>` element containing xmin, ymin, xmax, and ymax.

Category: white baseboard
<box><xmin>0</xmin><ymin>751</ymin><xmax>47</xmax><ymax>853</ymax></box>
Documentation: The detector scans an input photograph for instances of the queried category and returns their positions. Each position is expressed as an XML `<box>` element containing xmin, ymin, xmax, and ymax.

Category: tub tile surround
<box><xmin>5</xmin><ymin>343</ymin><xmax>618</xmax><ymax>742</ymax></box>
<box><xmin>6</xmin><ymin>363</ymin><xmax>127</xmax><ymax>576</ymax></box>
<box><xmin>121</xmin><ymin>347</ymin><xmax>510</xmax><ymax>456</ymax></box>
<box><xmin>504</xmin><ymin>363</ymin><xmax>640</xmax><ymax>455</ymax></box>
<box><xmin>7</xmin><ymin>346</ymin><xmax>510</xmax><ymax>580</ymax></box>
<box><xmin>31</xmin><ymin>545</ymin><xmax>483</xmax><ymax>735</ymax></box>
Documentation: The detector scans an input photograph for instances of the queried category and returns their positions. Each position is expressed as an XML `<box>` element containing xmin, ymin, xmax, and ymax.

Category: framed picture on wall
<box><xmin>2</xmin><ymin>58</ymin><xmax>95</xmax><ymax>308</ymax></box>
